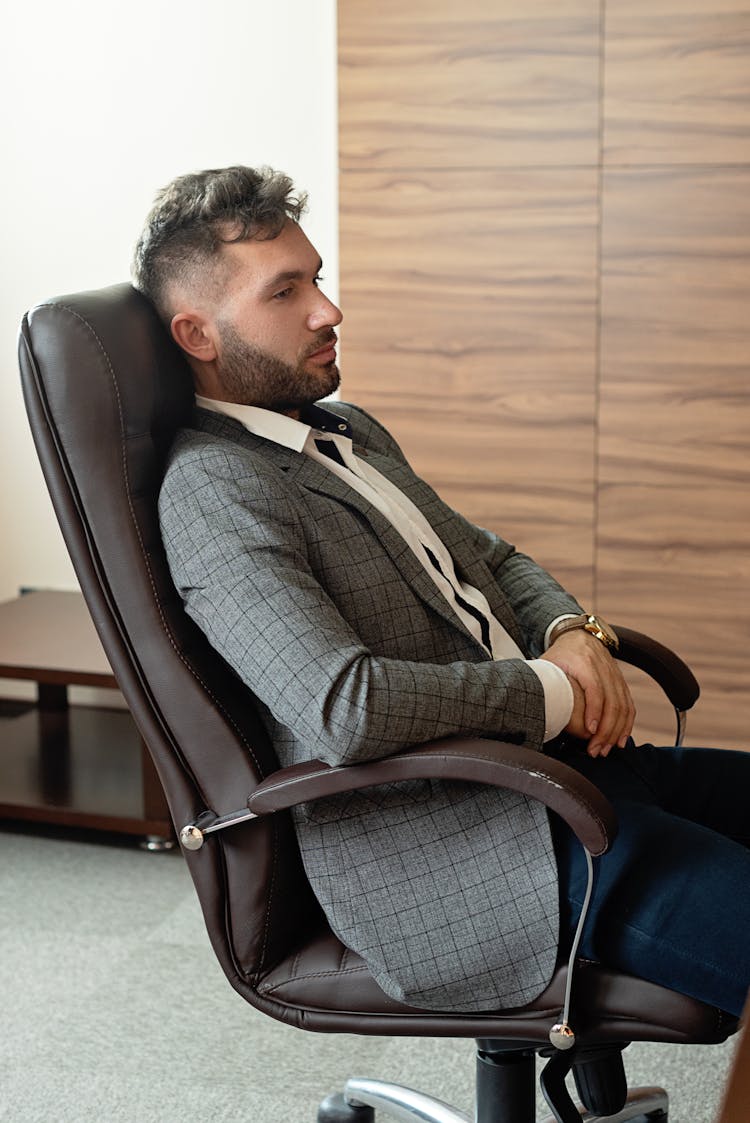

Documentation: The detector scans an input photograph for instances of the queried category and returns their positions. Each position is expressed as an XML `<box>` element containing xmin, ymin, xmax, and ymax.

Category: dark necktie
<box><xmin>314</xmin><ymin>438</ymin><xmax>347</xmax><ymax>468</ymax></box>
<box><xmin>423</xmin><ymin>545</ymin><xmax>493</xmax><ymax>655</ymax></box>
<box><xmin>315</xmin><ymin>438</ymin><xmax>494</xmax><ymax>656</ymax></box>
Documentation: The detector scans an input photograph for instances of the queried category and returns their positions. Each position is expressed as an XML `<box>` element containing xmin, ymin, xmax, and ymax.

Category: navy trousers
<box><xmin>549</xmin><ymin>740</ymin><xmax>750</xmax><ymax>1017</ymax></box>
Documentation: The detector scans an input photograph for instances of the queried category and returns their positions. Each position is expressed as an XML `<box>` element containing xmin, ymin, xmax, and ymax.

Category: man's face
<box><xmin>210</xmin><ymin>221</ymin><xmax>343</xmax><ymax>412</ymax></box>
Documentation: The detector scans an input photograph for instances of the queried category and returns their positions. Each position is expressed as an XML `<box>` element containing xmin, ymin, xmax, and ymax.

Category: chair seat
<box><xmin>255</xmin><ymin>927</ymin><xmax>737</xmax><ymax>1045</ymax></box>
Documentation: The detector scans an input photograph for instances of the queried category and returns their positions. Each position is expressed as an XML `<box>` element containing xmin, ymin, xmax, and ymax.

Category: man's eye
<box><xmin>273</xmin><ymin>287</ymin><xmax>293</xmax><ymax>300</ymax></box>
<box><xmin>314</xmin><ymin>274</ymin><xmax>324</xmax><ymax>287</ymax></box>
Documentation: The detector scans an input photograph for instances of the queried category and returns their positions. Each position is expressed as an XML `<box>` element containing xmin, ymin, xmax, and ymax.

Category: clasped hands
<box><xmin>540</xmin><ymin>629</ymin><xmax>636</xmax><ymax>757</ymax></box>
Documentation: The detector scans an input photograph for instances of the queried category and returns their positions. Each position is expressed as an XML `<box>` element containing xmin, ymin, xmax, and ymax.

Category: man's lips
<box><xmin>307</xmin><ymin>335</ymin><xmax>338</xmax><ymax>363</ymax></box>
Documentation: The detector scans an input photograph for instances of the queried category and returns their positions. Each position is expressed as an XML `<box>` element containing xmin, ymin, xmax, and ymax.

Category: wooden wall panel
<box><xmin>598</xmin><ymin>171</ymin><xmax>750</xmax><ymax>748</ymax></box>
<box><xmin>340</xmin><ymin>0</ymin><xmax>750</xmax><ymax>751</ymax></box>
<box><xmin>339</xmin><ymin>0</ymin><xmax>601</xmax><ymax>600</ymax></box>
<box><xmin>340</xmin><ymin>0</ymin><xmax>600</xmax><ymax>170</ymax></box>
<box><xmin>600</xmin><ymin>3</ymin><xmax>750</xmax><ymax>749</ymax></box>
<box><xmin>339</xmin><ymin>168</ymin><xmax>598</xmax><ymax>593</ymax></box>
<box><xmin>604</xmin><ymin>0</ymin><xmax>750</xmax><ymax>164</ymax></box>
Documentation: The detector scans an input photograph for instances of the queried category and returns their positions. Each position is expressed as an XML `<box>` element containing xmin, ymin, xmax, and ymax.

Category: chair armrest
<box><xmin>247</xmin><ymin>737</ymin><xmax>617</xmax><ymax>856</ymax></box>
<box><xmin>613</xmin><ymin>625</ymin><xmax>700</xmax><ymax>712</ymax></box>
<box><xmin>183</xmin><ymin>629</ymin><xmax>697</xmax><ymax>854</ymax></box>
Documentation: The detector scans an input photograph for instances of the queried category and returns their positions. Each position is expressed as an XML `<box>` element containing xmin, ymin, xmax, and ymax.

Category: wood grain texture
<box><xmin>338</xmin><ymin>1</ymin><xmax>749</xmax><ymax>743</ymax></box>
<box><xmin>598</xmin><ymin>167</ymin><xmax>750</xmax><ymax>748</ymax></box>
<box><xmin>339</xmin><ymin>168</ymin><xmax>599</xmax><ymax>597</ymax></box>
<box><xmin>339</xmin><ymin>0</ymin><xmax>600</xmax><ymax>169</ymax></box>
<box><xmin>604</xmin><ymin>0</ymin><xmax>750</xmax><ymax>164</ymax></box>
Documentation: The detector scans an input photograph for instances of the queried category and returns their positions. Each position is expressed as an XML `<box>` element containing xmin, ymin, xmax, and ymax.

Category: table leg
<box><xmin>37</xmin><ymin>682</ymin><xmax>72</xmax><ymax>806</ymax></box>
<box><xmin>140</xmin><ymin>740</ymin><xmax>175</xmax><ymax>849</ymax></box>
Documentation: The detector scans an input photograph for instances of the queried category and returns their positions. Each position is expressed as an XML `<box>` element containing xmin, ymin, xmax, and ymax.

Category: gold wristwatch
<box><xmin>551</xmin><ymin>613</ymin><xmax>619</xmax><ymax>652</ymax></box>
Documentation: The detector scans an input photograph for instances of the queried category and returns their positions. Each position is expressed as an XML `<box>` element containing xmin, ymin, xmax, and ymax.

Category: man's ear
<box><xmin>170</xmin><ymin>312</ymin><xmax>218</xmax><ymax>362</ymax></box>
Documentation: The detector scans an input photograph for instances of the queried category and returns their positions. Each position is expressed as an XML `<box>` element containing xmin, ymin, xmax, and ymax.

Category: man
<box><xmin>134</xmin><ymin>165</ymin><xmax>750</xmax><ymax>1017</ymax></box>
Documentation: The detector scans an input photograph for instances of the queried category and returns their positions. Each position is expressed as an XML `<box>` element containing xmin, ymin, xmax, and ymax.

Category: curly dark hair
<box><xmin>132</xmin><ymin>165</ymin><xmax>307</xmax><ymax>323</ymax></box>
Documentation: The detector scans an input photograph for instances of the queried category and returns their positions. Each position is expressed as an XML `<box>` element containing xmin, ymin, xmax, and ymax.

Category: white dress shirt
<box><xmin>196</xmin><ymin>396</ymin><xmax>574</xmax><ymax>741</ymax></box>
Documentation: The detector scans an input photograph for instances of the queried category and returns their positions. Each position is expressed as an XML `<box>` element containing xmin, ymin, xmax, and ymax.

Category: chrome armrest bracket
<box><xmin>179</xmin><ymin>807</ymin><xmax>258</xmax><ymax>850</ymax></box>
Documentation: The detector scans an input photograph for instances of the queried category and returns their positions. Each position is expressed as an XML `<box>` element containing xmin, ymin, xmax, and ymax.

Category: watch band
<box><xmin>551</xmin><ymin>613</ymin><xmax>619</xmax><ymax>652</ymax></box>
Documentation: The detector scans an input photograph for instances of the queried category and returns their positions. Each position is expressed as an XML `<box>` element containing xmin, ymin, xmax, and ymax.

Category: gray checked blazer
<box><xmin>158</xmin><ymin>401</ymin><xmax>584</xmax><ymax>1011</ymax></box>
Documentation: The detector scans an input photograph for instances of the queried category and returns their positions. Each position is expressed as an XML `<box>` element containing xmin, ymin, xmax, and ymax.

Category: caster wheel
<box><xmin>317</xmin><ymin>1092</ymin><xmax>375</xmax><ymax>1123</ymax></box>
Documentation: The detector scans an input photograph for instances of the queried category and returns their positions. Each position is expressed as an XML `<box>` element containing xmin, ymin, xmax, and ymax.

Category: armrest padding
<box><xmin>613</xmin><ymin>626</ymin><xmax>700</xmax><ymax>712</ymax></box>
<box><xmin>248</xmin><ymin>737</ymin><xmax>617</xmax><ymax>856</ymax></box>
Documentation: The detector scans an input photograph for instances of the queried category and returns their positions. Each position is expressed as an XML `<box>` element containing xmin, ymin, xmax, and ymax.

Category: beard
<box><xmin>214</xmin><ymin>320</ymin><xmax>340</xmax><ymax>412</ymax></box>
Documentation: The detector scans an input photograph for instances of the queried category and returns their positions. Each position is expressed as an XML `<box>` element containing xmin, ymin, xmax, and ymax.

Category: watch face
<box><xmin>585</xmin><ymin>616</ymin><xmax>618</xmax><ymax>649</ymax></box>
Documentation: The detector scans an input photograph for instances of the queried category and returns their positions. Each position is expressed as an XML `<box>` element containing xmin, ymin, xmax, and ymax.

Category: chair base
<box><xmin>318</xmin><ymin>1080</ymin><xmax>469</xmax><ymax>1123</ymax></box>
<box><xmin>317</xmin><ymin>1073</ymin><xmax>669</xmax><ymax>1123</ymax></box>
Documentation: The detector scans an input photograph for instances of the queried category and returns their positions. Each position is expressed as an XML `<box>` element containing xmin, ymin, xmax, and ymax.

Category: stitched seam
<box><xmin>569</xmin><ymin>901</ymin><xmax>736</xmax><ymax>1029</ymax></box>
<box><xmin>257</xmin><ymin>816</ymin><xmax>280</xmax><ymax>974</ymax></box>
<box><xmin>615</xmin><ymin>914</ymin><xmax>748</xmax><ymax>985</ymax></box>
<box><xmin>259</xmin><ymin>964</ymin><xmax>368</xmax><ymax>994</ymax></box>
<box><xmin>52</xmin><ymin>306</ymin><xmax>263</xmax><ymax>773</ymax></box>
<box><xmin>51</xmin><ymin>304</ymin><xmax>277</xmax><ymax>968</ymax></box>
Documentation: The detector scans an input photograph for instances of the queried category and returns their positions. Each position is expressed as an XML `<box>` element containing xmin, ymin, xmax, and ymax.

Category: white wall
<box><xmin>0</xmin><ymin>0</ymin><xmax>338</xmax><ymax>603</ymax></box>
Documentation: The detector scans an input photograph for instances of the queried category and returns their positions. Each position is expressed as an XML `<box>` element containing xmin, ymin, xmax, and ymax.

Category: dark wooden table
<box><xmin>0</xmin><ymin>590</ymin><xmax>173</xmax><ymax>846</ymax></box>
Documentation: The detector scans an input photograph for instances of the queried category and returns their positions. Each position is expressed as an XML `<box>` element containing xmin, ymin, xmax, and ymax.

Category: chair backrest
<box><xmin>19</xmin><ymin>284</ymin><xmax>323</xmax><ymax>987</ymax></box>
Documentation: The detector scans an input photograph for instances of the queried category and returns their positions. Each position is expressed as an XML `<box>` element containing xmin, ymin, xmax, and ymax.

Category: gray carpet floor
<box><xmin>0</xmin><ymin>826</ymin><xmax>737</xmax><ymax>1122</ymax></box>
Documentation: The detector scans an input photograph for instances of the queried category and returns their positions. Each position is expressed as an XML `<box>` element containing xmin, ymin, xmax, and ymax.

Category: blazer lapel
<box><xmin>283</xmin><ymin>455</ymin><xmax>490</xmax><ymax>654</ymax></box>
<box><xmin>193</xmin><ymin>408</ymin><xmax>497</xmax><ymax>657</ymax></box>
<box><xmin>359</xmin><ymin>446</ymin><xmax>529</xmax><ymax>653</ymax></box>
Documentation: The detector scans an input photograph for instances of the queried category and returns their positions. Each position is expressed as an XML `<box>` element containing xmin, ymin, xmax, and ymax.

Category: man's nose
<box><xmin>308</xmin><ymin>292</ymin><xmax>343</xmax><ymax>331</ymax></box>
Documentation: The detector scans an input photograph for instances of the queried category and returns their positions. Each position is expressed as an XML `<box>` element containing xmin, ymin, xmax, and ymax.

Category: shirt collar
<box><xmin>195</xmin><ymin>396</ymin><xmax>352</xmax><ymax>453</ymax></box>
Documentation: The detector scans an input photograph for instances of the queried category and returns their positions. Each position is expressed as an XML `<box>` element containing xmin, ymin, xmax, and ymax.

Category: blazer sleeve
<box><xmin>159</xmin><ymin>435</ymin><xmax>549</xmax><ymax>768</ymax></box>
<box><xmin>487</xmin><ymin>546</ymin><xmax>584</xmax><ymax>657</ymax></box>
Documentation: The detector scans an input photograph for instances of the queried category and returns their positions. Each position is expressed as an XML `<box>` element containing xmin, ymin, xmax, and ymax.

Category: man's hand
<box><xmin>540</xmin><ymin>629</ymin><xmax>636</xmax><ymax>757</ymax></box>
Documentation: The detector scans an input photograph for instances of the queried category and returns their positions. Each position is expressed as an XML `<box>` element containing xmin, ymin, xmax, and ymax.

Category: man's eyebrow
<box><xmin>261</xmin><ymin>259</ymin><xmax>324</xmax><ymax>295</ymax></box>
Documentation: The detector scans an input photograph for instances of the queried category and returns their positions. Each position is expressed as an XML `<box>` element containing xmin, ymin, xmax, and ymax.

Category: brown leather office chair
<box><xmin>19</xmin><ymin>284</ymin><xmax>737</xmax><ymax>1123</ymax></box>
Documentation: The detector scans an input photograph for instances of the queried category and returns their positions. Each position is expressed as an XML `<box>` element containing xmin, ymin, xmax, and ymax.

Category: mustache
<box><xmin>303</xmin><ymin>330</ymin><xmax>337</xmax><ymax>359</ymax></box>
